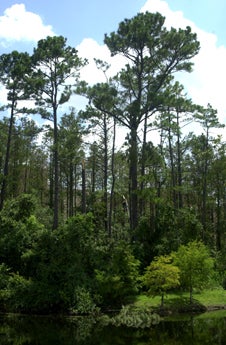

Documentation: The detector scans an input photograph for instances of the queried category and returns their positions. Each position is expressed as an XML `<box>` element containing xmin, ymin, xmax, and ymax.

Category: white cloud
<box><xmin>74</xmin><ymin>38</ymin><xmax>126</xmax><ymax>113</ymax></box>
<box><xmin>76</xmin><ymin>1</ymin><xmax>226</xmax><ymax>136</ymax></box>
<box><xmin>75</xmin><ymin>2</ymin><xmax>226</xmax><ymax>143</ymax></box>
<box><xmin>0</xmin><ymin>85</ymin><xmax>8</xmax><ymax>106</ymax></box>
<box><xmin>0</xmin><ymin>4</ymin><xmax>54</xmax><ymax>46</ymax></box>
<box><xmin>73</xmin><ymin>39</ymin><xmax>129</xmax><ymax>148</ymax></box>
<box><xmin>141</xmin><ymin>0</ymin><xmax>226</xmax><ymax>131</ymax></box>
<box><xmin>1</xmin><ymin>1</ymin><xmax>226</xmax><ymax>143</ymax></box>
<box><xmin>77</xmin><ymin>38</ymin><xmax>126</xmax><ymax>85</ymax></box>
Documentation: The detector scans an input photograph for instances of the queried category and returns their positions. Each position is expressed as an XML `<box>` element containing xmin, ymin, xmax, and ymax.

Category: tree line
<box><xmin>0</xmin><ymin>11</ymin><xmax>225</xmax><ymax>313</ymax></box>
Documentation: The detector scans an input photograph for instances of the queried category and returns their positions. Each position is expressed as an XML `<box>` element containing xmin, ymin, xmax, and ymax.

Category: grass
<box><xmin>133</xmin><ymin>287</ymin><xmax>226</xmax><ymax>311</ymax></box>
<box><xmin>193</xmin><ymin>288</ymin><xmax>226</xmax><ymax>306</ymax></box>
<box><xmin>196</xmin><ymin>309</ymin><xmax>226</xmax><ymax>319</ymax></box>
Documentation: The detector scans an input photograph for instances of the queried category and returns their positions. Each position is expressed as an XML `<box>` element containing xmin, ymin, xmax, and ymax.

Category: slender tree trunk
<box><xmin>176</xmin><ymin>111</ymin><xmax>183</xmax><ymax>208</ymax></box>
<box><xmin>216</xmin><ymin>185</ymin><xmax>221</xmax><ymax>251</ymax></box>
<box><xmin>81</xmin><ymin>159</ymin><xmax>86</xmax><ymax>214</ymax></box>
<box><xmin>103</xmin><ymin>114</ymin><xmax>108</xmax><ymax>234</ymax></box>
<box><xmin>129</xmin><ymin>125</ymin><xmax>138</xmax><ymax>231</ymax></box>
<box><xmin>91</xmin><ymin>145</ymin><xmax>96</xmax><ymax>194</ymax></box>
<box><xmin>0</xmin><ymin>99</ymin><xmax>15</xmax><ymax>210</ymax></box>
<box><xmin>167</xmin><ymin>112</ymin><xmax>177</xmax><ymax>208</ymax></box>
<box><xmin>23</xmin><ymin>154</ymin><xmax>29</xmax><ymax>194</ymax></box>
<box><xmin>108</xmin><ymin>118</ymin><xmax>116</xmax><ymax>237</ymax></box>
<box><xmin>140</xmin><ymin>112</ymin><xmax>148</xmax><ymax>216</ymax></box>
<box><xmin>69</xmin><ymin>161</ymin><xmax>74</xmax><ymax>217</ymax></box>
<box><xmin>74</xmin><ymin>164</ymin><xmax>77</xmax><ymax>215</ymax></box>
<box><xmin>53</xmin><ymin>105</ymin><xmax>59</xmax><ymax>230</ymax></box>
<box><xmin>201</xmin><ymin>134</ymin><xmax>209</xmax><ymax>240</ymax></box>
<box><xmin>49</xmin><ymin>153</ymin><xmax>54</xmax><ymax>210</ymax></box>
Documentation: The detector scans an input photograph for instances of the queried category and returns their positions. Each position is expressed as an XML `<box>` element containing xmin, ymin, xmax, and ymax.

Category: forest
<box><xmin>0</xmin><ymin>11</ymin><xmax>225</xmax><ymax>314</ymax></box>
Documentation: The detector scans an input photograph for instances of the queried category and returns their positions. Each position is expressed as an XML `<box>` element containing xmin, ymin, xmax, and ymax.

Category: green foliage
<box><xmin>17</xmin><ymin>213</ymin><xmax>101</xmax><ymax>313</ymax></box>
<box><xmin>0</xmin><ymin>193</ymin><xmax>36</xmax><ymax>221</ymax></box>
<box><xmin>0</xmin><ymin>50</ymin><xmax>32</xmax><ymax>101</ymax></box>
<box><xmin>3</xmin><ymin>273</ymin><xmax>33</xmax><ymax>312</ymax></box>
<box><xmin>214</xmin><ymin>251</ymin><xmax>226</xmax><ymax>289</ymax></box>
<box><xmin>173</xmin><ymin>241</ymin><xmax>215</xmax><ymax>302</ymax></box>
<box><xmin>95</xmin><ymin>241</ymin><xmax>140</xmax><ymax>306</ymax></box>
<box><xmin>0</xmin><ymin>263</ymin><xmax>11</xmax><ymax>310</ymax></box>
<box><xmin>17</xmin><ymin>215</ymin><xmax>140</xmax><ymax>312</ymax></box>
<box><xmin>0</xmin><ymin>263</ymin><xmax>9</xmax><ymax>289</ymax></box>
<box><xmin>31</xmin><ymin>35</ymin><xmax>86</xmax><ymax>117</ymax></box>
<box><xmin>0</xmin><ymin>194</ymin><xmax>45</xmax><ymax>274</ymax></box>
<box><xmin>0</xmin><ymin>272</ymin><xmax>62</xmax><ymax>313</ymax></box>
<box><xmin>0</xmin><ymin>13</ymin><xmax>225</xmax><ymax>317</ymax></box>
<box><xmin>109</xmin><ymin>305</ymin><xmax>160</xmax><ymax>328</ymax></box>
<box><xmin>134</xmin><ymin>204</ymin><xmax>203</xmax><ymax>269</ymax></box>
<box><xmin>71</xmin><ymin>287</ymin><xmax>98</xmax><ymax>315</ymax></box>
<box><xmin>142</xmin><ymin>255</ymin><xmax>180</xmax><ymax>306</ymax></box>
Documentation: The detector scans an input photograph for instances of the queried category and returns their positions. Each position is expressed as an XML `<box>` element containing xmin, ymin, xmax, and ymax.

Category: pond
<box><xmin>0</xmin><ymin>310</ymin><xmax>226</xmax><ymax>344</ymax></box>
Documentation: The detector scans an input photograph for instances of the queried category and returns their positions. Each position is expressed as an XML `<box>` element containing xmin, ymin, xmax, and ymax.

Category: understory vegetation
<box><xmin>0</xmin><ymin>194</ymin><xmax>224</xmax><ymax>314</ymax></box>
<box><xmin>0</xmin><ymin>11</ymin><xmax>226</xmax><ymax>315</ymax></box>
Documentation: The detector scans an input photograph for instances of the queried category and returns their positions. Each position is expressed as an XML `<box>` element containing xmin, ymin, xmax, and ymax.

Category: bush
<box><xmin>70</xmin><ymin>287</ymin><xmax>98</xmax><ymax>315</ymax></box>
<box><xmin>142</xmin><ymin>254</ymin><xmax>180</xmax><ymax>307</ymax></box>
<box><xmin>173</xmin><ymin>241</ymin><xmax>215</xmax><ymax>303</ymax></box>
<box><xmin>110</xmin><ymin>305</ymin><xmax>160</xmax><ymax>328</ymax></box>
<box><xmin>95</xmin><ymin>241</ymin><xmax>140</xmax><ymax>306</ymax></box>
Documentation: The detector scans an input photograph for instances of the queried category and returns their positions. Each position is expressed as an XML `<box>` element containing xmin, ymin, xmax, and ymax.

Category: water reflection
<box><xmin>0</xmin><ymin>311</ymin><xmax>226</xmax><ymax>345</ymax></box>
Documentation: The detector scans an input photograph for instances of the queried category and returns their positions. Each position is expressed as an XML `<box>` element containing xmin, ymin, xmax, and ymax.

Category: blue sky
<box><xmin>168</xmin><ymin>0</ymin><xmax>226</xmax><ymax>46</ymax></box>
<box><xmin>0</xmin><ymin>0</ymin><xmax>226</xmax><ymax>141</ymax></box>
<box><xmin>0</xmin><ymin>0</ymin><xmax>146</xmax><ymax>48</ymax></box>
<box><xmin>1</xmin><ymin>0</ymin><xmax>225</xmax><ymax>47</ymax></box>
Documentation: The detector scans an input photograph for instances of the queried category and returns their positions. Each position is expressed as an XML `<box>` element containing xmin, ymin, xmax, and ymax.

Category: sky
<box><xmin>0</xmin><ymin>0</ymin><xmax>226</xmax><ymax>142</ymax></box>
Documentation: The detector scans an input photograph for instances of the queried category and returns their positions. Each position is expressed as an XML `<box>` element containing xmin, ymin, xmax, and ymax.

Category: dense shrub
<box><xmin>95</xmin><ymin>241</ymin><xmax>140</xmax><ymax>306</ymax></box>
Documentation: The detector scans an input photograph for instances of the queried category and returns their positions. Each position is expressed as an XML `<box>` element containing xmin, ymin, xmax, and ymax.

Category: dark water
<box><xmin>1</xmin><ymin>311</ymin><xmax>226</xmax><ymax>344</ymax></box>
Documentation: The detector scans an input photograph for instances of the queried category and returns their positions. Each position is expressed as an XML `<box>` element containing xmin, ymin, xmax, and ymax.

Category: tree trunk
<box><xmin>81</xmin><ymin>159</ymin><xmax>86</xmax><ymax>214</ymax></box>
<box><xmin>0</xmin><ymin>99</ymin><xmax>15</xmax><ymax>210</ymax></box>
<box><xmin>49</xmin><ymin>153</ymin><xmax>54</xmax><ymax>210</ymax></box>
<box><xmin>176</xmin><ymin>110</ymin><xmax>183</xmax><ymax>209</ymax></box>
<box><xmin>167</xmin><ymin>116</ymin><xmax>177</xmax><ymax>208</ymax></box>
<box><xmin>52</xmin><ymin>105</ymin><xmax>59</xmax><ymax>230</ymax></box>
<box><xmin>215</xmin><ymin>185</ymin><xmax>221</xmax><ymax>251</ymax></box>
<box><xmin>103</xmin><ymin>114</ymin><xmax>109</xmax><ymax>234</ymax></box>
<box><xmin>140</xmin><ymin>112</ymin><xmax>148</xmax><ymax>216</ymax></box>
<box><xmin>201</xmin><ymin>134</ymin><xmax>209</xmax><ymax>240</ymax></box>
<box><xmin>129</xmin><ymin>125</ymin><xmax>138</xmax><ymax>231</ymax></box>
<box><xmin>69</xmin><ymin>161</ymin><xmax>74</xmax><ymax>217</ymax></box>
<box><xmin>108</xmin><ymin>118</ymin><xmax>116</xmax><ymax>237</ymax></box>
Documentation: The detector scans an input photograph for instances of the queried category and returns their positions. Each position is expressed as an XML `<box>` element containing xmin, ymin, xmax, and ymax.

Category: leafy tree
<box><xmin>20</xmin><ymin>212</ymin><xmax>100</xmax><ymax>312</ymax></box>
<box><xmin>0</xmin><ymin>119</ymin><xmax>8</xmax><ymax>184</ymax></box>
<box><xmin>17</xmin><ymin>118</ymin><xmax>41</xmax><ymax>191</ymax></box>
<box><xmin>193</xmin><ymin>105</ymin><xmax>224</xmax><ymax>238</ymax></box>
<box><xmin>209</xmin><ymin>143</ymin><xmax>226</xmax><ymax>250</ymax></box>
<box><xmin>142</xmin><ymin>254</ymin><xmax>180</xmax><ymax>307</ymax></box>
<box><xmin>58</xmin><ymin>109</ymin><xmax>84</xmax><ymax>218</ymax></box>
<box><xmin>105</xmin><ymin>12</ymin><xmax>199</xmax><ymax>231</ymax></box>
<box><xmin>173</xmin><ymin>241</ymin><xmax>215</xmax><ymax>303</ymax></box>
<box><xmin>186</xmin><ymin>134</ymin><xmax>219</xmax><ymax>243</ymax></box>
<box><xmin>0</xmin><ymin>194</ymin><xmax>44</xmax><ymax>275</ymax></box>
<box><xmin>95</xmin><ymin>241</ymin><xmax>140</xmax><ymax>306</ymax></box>
<box><xmin>154</xmin><ymin>82</ymin><xmax>196</xmax><ymax>209</ymax></box>
<box><xmin>80</xmin><ymin>108</ymin><xmax>110</xmax><ymax>227</ymax></box>
<box><xmin>87</xmin><ymin>11</ymin><xmax>200</xmax><ymax>231</ymax></box>
<box><xmin>5</xmin><ymin>117</ymin><xmax>43</xmax><ymax>198</ymax></box>
<box><xmin>31</xmin><ymin>36</ymin><xmax>86</xmax><ymax>229</ymax></box>
<box><xmin>0</xmin><ymin>51</ymin><xmax>32</xmax><ymax>210</ymax></box>
<box><xmin>80</xmin><ymin>103</ymin><xmax>118</xmax><ymax>235</ymax></box>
